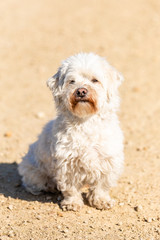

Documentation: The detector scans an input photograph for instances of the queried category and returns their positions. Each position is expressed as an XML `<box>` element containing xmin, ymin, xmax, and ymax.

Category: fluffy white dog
<box><xmin>18</xmin><ymin>53</ymin><xmax>124</xmax><ymax>211</ymax></box>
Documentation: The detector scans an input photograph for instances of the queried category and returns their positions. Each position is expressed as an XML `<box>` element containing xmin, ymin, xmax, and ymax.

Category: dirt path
<box><xmin>0</xmin><ymin>0</ymin><xmax>160</xmax><ymax>239</ymax></box>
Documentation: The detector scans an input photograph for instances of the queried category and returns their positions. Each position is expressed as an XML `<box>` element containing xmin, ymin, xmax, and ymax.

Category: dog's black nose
<box><xmin>75</xmin><ymin>88</ymin><xmax>88</xmax><ymax>98</ymax></box>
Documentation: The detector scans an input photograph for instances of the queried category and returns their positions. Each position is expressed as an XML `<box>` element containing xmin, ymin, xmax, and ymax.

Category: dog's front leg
<box><xmin>55</xmin><ymin>163</ymin><xmax>84</xmax><ymax>211</ymax></box>
<box><xmin>59</xmin><ymin>186</ymin><xmax>84</xmax><ymax>211</ymax></box>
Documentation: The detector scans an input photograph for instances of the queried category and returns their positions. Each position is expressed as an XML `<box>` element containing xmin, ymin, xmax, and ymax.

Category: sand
<box><xmin>0</xmin><ymin>0</ymin><xmax>160</xmax><ymax>239</ymax></box>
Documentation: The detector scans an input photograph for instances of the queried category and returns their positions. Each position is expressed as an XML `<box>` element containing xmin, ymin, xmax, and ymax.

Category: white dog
<box><xmin>18</xmin><ymin>53</ymin><xmax>124</xmax><ymax>211</ymax></box>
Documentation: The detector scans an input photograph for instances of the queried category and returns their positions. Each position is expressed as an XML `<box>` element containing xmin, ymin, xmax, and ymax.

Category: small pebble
<box><xmin>8</xmin><ymin>205</ymin><xmax>13</xmax><ymax>210</ymax></box>
<box><xmin>89</xmin><ymin>225</ymin><xmax>94</xmax><ymax>229</ymax></box>
<box><xmin>83</xmin><ymin>221</ymin><xmax>87</xmax><ymax>224</ymax></box>
<box><xmin>142</xmin><ymin>146</ymin><xmax>147</xmax><ymax>151</ymax></box>
<box><xmin>4</xmin><ymin>132</ymin><xmax>12</xmax><ymax>137</ymax></box>
<box><xmin>86</xmin><ymin>210</ymin><xmax>92</xmax><ymax>214</ymax></box>
<box><xmin>134</xmin><ymin>205</ymin><xmax>143</xmax><ymax>212</ymax></box>
<box><xmin>132</xmin><ymin>87</ymin><xmax>139</xmax><ymax>92</ymax></box>
<box><xmin>116</xmin><ymin>222</ymin><xmax>122</xmax><ymax>226</ymax></box>
<box><xmin>144</xmin><ymin>217</ymin><xmax>152</xmax><ymax>223</ymax></box>
<box><xmin>36</xmin><ymin>215</ymin><xmax>41</xmax><ymax>220</ymax></box>
<box><xmin>8</xmin><ymin>230</ymin><xmax>15</xmax><ymax>237</ymax></box>
<box><xmin>57</xmin><ymin>211</ymin><xmax>63</xmax><ymax>217</ymax></box>
<box><xmin>119</xmin><ymin>202</ymin><xmax>124</xmax><ymax>206</ymax></box>
<box><xmin>136</xmin><ymin>147</ymin><xmax>140</xmax><ymax>151</ymax></box>
<box><xmin>155</xmin><ymin>228</ymin><xmax>160</xmax><ymax>234</ymax></box>
<box><xmin>35</xmin><ymin>112</ymin><xmax>45</xmax><ymax>119</ymax></box>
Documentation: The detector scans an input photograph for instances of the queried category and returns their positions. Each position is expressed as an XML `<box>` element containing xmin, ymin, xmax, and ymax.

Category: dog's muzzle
<box><xmin>74</xmin><ymin>88</ymin><xmax>88</xmax><ymax>101</ymax></box>
<box><xmin>69</xmin><ymin>86</ymin><xmax>98</xmax><ymax>117</ymax></box>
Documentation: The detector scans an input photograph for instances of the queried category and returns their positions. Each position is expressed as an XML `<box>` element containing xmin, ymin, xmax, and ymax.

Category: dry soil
<box><xmin>0</xmin><ymin>0</ymin><xmax>160</xmax><ymax>239</ymax></box>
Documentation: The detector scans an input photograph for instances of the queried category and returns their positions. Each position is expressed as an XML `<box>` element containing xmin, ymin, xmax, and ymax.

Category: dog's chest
<box><xmin>54</xmin><ymin>122</ymin><xmax>110</xmax><ymax>162</ymax></box>
<box><xmin>53</xmin><ymin>124</ymin><xmax>115</xmax><ymax>185</ymax></box>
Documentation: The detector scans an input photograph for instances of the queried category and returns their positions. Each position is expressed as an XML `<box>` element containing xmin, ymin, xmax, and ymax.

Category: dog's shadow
<box><xmin>0</xmin><ymin>162</ymin><xmax>61</xmax><ymax>205</ymax></box>
<box><xmin>0</xmin><ymin>162</ymin><xmax>89</xmax><ymax>207</ymax></box>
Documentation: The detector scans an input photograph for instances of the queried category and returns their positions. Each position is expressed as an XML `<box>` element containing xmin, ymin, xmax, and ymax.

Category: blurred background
<box><xmin>0</xmin><ymin>0</ymin><xmax>160</xmax><ymax>239</ymax></box>
<box><xmin>0</xmin><ymin>0</ymin><xmax>160</xmax><ymax>138</ymax></box>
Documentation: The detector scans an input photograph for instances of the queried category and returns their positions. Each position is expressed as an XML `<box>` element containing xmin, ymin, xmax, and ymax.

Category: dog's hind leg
<box><xmin>18</xmin><ymin>148</ymin><xmax>56</xmax><ymax>195</ymax></box>
<box><xmin>18</xmin><ymin>159</ymin><xmax>51</xmax><ymax>195</ymax></box>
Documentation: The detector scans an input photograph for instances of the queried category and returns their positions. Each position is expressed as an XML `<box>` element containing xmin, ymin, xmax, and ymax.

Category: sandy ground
<box><xmin>0</xmin><ymin>0</ymin><xmax>160</xmax><ymax>239</ymax></box>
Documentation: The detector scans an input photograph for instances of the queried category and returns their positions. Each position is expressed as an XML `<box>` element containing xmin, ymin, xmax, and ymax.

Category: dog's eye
<box><xmin>69</xmin><ymin>80</ymin><xmax>75</xmax><ymax>84</ymax></box>
<box><xmin>91</xmin><ymin>78</ymin><xmax>99</xmax><ymax>83</ymax></box>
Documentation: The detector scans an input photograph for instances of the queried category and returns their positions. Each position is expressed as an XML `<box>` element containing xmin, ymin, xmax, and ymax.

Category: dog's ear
<box><xmin>47</xmin><ymin>61</ymin><xmax>69</xmax><ymax>93</ymax></box>
<box><xmin>47</xmin><ymin>72</ymin><xmax>59</xmax><ymax>91</ymax></box>
<box><xmin>107</xmin><ymin>66</ymin><xmax>124</xmax><ymax>101</ymax></box>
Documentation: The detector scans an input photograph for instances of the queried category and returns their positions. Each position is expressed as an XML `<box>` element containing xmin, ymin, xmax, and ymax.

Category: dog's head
<box><xmin>47</xmin><ymin>53</ymin><xmax>123</xmax><ymax>118</ymax></box>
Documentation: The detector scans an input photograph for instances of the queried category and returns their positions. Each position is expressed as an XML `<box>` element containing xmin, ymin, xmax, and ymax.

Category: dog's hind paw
<box><xmin>23</xmin><ymin>183</ymin><xmax>44</xmax><ymax>195</ymax></box>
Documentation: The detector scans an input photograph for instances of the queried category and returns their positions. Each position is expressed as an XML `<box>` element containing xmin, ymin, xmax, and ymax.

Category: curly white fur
<box><xmin>18</xmin><ymin>53</ymin><xmax>124</xmax><ymax>211</ymax></box>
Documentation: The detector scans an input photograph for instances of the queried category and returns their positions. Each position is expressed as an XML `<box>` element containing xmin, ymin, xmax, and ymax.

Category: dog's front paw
<box><xmin>87</xmin><ymin>192</ymin><xmax>115</xmax><ymax>210</ymax></box>
<box><xmin>61</xmin><ymin>199</ymin><xmax>83</xmax><ymax>211</ymax></box>
<box><xmin>91</xmin><ymin>198</ymin><xmax>115</xmax><ymax>210</ymax></box>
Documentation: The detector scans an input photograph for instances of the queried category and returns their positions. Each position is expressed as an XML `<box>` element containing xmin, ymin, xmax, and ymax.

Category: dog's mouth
<box><xmin>72</xmin><ymin>95</ymin><xmax>95</xmax><ymax>108</ymax></box>
<box><xmin>69</xmin><ymin>89</ymin><xmax>98</xmax><ymax>118</ymax></box>
<box><xmin>74</xmin><ymin>98</ymin><xmax>90</xmax><ymax>103</ymax></box>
